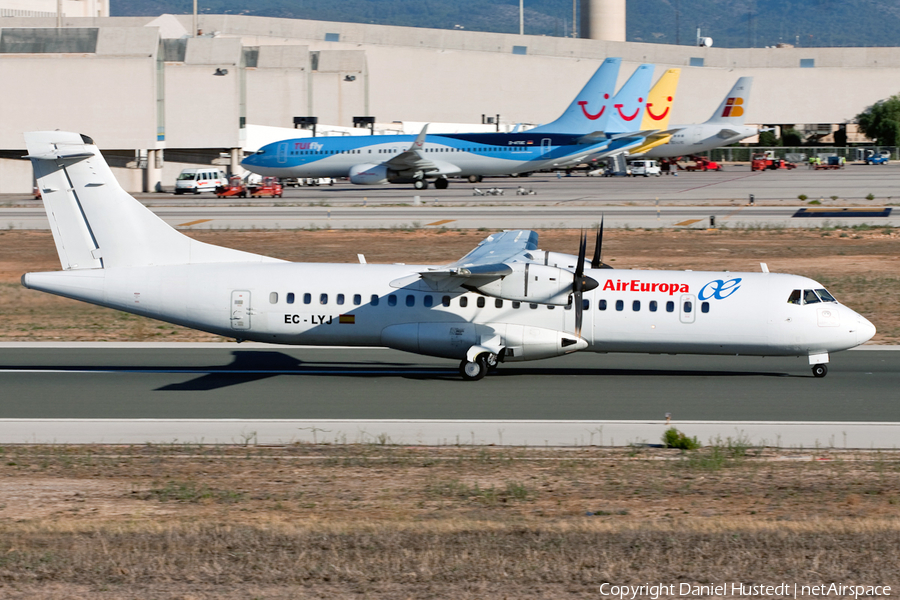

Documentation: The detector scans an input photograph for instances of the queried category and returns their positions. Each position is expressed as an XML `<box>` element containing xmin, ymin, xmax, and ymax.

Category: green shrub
<box><xmin>798</xmin><ymin>194</ymin><xmax>808</xmax><ymax>201</ymax></box>
<box><xmin>662</xmin><ymin>428</ymin><xmax>701</xmax><ymax>450</ymax></box>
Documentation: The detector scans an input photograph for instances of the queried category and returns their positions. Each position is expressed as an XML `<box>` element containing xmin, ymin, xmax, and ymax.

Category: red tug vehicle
<box><xmin>215</xmin><ymin>175</ymin><xmax>247</xmax><ymax>198</ymax></box>
<box><xmin>683</xmin><ymin>156</ymin><xmax>722</xmax><ymax>172</ymax></box>
<box><xmin>247</xmin><ymin>177</ymin><xmax>284</xmax><ymax>198</ymax></box>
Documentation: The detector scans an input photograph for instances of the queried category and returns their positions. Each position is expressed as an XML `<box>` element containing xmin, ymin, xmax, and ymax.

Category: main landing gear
<box><xmin>812</xmin><ymin>364</ymin><xmax>828</xmax><ymax>378</ymax></box>
<box><xmin>459</xmin><ymin>352</ymin><xmax>498</xmax><ymax>381</ymax></box>
<box><xmin>413</xmin><ymin>179</ymin><xmax>428</xmax><ymax>190</ymax></box>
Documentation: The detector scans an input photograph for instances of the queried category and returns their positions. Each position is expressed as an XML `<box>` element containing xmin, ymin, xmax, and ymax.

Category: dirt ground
<box><xmin>0</xmin><ymin>227</ymin><xmax>897</xmax><ymax>342</ymax></box>
<box><xmin>0</xmin><ymin>445</ymin><xmax>898</xmax><ymax>599</ymax></box>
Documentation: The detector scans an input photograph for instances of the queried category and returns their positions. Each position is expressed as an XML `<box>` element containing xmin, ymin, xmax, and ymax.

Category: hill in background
<box><xmin>111</xmin><ymin>0</ymin><xmax>900</xmax><ymax>48</ymax></box>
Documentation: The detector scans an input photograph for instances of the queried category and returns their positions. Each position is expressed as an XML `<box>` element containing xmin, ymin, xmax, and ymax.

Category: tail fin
<box><xmin>604</xmin><ymin>64</ymin><xmax>655</xmax><ymax>134</ymax></box>
<box><xmin>706</xmin><ymin>77</ymin><xmax>752</xmax><ymax>125</ymax></box>
<box><xmin>529</xmin><ymin>57</ymin><xmax>621</xmax><ymax>135</ymax></box>
<box><xmin>26</xmin><ymin>131</ymin><xmax>275</xmax><ymax>270</ymax></box>
<box><xmin>640</xmin><ymin>68</ymin><xmax>680</xmax><ymax>130</ymax></box>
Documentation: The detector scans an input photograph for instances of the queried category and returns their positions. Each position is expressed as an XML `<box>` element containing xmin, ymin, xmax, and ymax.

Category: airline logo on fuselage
<box><xmin>721</xmin><ymin>98</ymin><xmax>744</xmax><ymax>118</ymax></box>
<box><xmin>603</xmin><ymin>279</ymin><xmax>689</xmax><ymax>295</ymax></box>
<box><xmin>292</xmin><ymin>141</ymin><xmax>324</xmax><ymax>151</ymax></box>
<box><xmin>698</xmin><ymin>278</ymin><xmax>742</xmax><ymax>300</ymax></box>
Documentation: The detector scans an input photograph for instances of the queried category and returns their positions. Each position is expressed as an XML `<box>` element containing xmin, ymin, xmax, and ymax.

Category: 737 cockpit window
<box><xmin>787</xmin><ymin>289</ymin><xmax>801</xmax><ymax>304</ymax></box>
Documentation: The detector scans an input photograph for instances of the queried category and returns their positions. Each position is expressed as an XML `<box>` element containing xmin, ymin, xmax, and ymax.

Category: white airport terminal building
<box><xmin>0</xmin><ymin>2</ymin><xmax>899</xmax><ymax>192</ymax></box>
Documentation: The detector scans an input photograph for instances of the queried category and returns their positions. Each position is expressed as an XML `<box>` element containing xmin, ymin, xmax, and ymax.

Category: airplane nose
<box><xmin>856</xmin><ymin>315</ymin><xmax>876</xmax><ymax>345</ymax></box>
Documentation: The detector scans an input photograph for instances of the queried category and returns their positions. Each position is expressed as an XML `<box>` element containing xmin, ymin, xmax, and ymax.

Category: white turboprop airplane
<box><xmin>639</xmin><ymin>77</ymin><xmax>760</xmax><ymax>159</ymax></box>
<box><xmin>24</xmin><ymin>132</ymin><xmax>875</xmax><ymax>380</ymax></box>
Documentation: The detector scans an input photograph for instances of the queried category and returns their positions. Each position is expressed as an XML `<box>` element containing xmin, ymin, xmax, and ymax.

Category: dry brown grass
<box><xmin>1</xmin><ymin>227</ymin><xmax>898</xmax><ymax>343</ymax></box>
<box><xmin>0</xmin><ymin>445</ymin><xmax>898</xmax><ymax>598</ymax></box>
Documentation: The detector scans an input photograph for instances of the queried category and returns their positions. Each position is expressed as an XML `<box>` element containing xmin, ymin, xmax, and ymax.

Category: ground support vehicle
<box><xmin>864</xmin><ymin>150</ymin><xmax>890</xmax><ymax>165</ymax></box>
<box><xmin>247</xmin><ymin>177</ymin><xmax>283</xmax><ymax>198</ymax></box>
<box><xmin>215</xmin><ymin>176</ymin><xmax>247</xmax><ymax>198</ymax></box>
<box><xmin>684</xmin><ymin>156</ymin><xmax>722</xmax><ymax>172</ymax></box>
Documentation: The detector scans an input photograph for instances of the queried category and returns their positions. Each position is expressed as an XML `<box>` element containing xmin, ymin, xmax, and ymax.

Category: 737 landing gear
<box><xmin>812</xmin><ymin>364</ymin><xmax>828</xmax><ymax>378</ymax></box>
<box><xmin>459</xmin><ymin>352</ymin><xmax>498</xmax><ymax>381</ymax></box>
<box><xmin>414</xmin><ymin>179</ymin><xmax>428</xmax><ymax>190</ymax></box>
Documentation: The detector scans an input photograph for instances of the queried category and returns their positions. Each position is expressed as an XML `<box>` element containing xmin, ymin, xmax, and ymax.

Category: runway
<box><xmin>1</xmin><ymin>343</ymin><xmax>897</xmax><ymax>447</ymax></box>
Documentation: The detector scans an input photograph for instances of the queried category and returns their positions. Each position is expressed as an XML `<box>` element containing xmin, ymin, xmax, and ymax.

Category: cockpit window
<box><xmin>816</xmin><ymin>288</ymin><xmax>837</xmax><ymax>303</ymax></box>
<box><xmin>803</xmin><ymin>289</ymin><xmax>821</xmax><ymax>304</ymax></box>
<box><xmin>255</xmin><ymin>149</ymin><xmax>265</xmax><ymax>155</ymax></box>
<box><xmin>787</xmin><ymin>289</ymin><xmax>801</xmax><ymax>304</ymax></box>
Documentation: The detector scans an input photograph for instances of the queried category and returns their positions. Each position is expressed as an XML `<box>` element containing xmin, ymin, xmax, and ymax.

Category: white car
<box><xmin>629</xmin><ymin>160</ymin><xmax>661</xmax><ymax>177</ymax></box>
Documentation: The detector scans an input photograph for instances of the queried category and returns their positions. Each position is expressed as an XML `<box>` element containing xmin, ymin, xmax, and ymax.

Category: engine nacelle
<box><xmin>472</xmin><ymin>262</ymin><xmax>574</xmax><ymax>305</ymax></box>
<box><xmin>381</xmin><ymin>322</ymin><xmax>587</xmax><ymax>361</ymax></box>
<box><xmin>349</xmin><ymin>163</ymin><xmax>389</xmax><ymax>185</ymax></box>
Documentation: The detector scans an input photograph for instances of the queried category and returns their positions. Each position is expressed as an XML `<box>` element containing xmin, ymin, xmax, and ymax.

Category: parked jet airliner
<box><xmin>24</xmin><ymin>132</ymin><xmax>875</xmax><ymax>380</ymax></box>
<box><xmin>241</xmin><ymin>59</ymin><xmax>656</xmax><ymax>189</ymax></box>
<box><xmin>638</xmin><ymin>77</ymin><xmax>760</xmax><ymax>159</ymax></box>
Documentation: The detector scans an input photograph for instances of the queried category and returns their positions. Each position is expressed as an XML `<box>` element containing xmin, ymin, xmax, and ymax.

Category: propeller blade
<box><xmin>575</xmin><ymin>230</ymin><xmax>587</xmax><ymax>278</ymax></box>
<box><xmin>574</xmin><ymin>289</ymin><xmax>583</xmax><ymax>336</ymax></box>
<box><xmin>591</xmin><ymin>217</ymin><xmax>604</xmax><ymax>269</ymax></box>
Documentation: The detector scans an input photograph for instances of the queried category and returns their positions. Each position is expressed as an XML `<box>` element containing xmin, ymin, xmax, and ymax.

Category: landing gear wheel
<box><xmin>812</xmin><ymin>364</ymin><xmax>828</xmax><ymax>378</ymax></box>
<box><xmin>414</xmin><ymin>179</ymin><xmax>428</xmax><ymax>190</ymax></box>
<box><xmin>434</xmin><ymin>178</ymin><xmax>449</xmax><ymax>190</ymax></box>
<box><xmin>459</xmin><ymin>354</ymin><xmax>489</xmax><ymax>381</ymax></box>
<box><xmin>467</xmin><ymin>175</ymin><xmax>483</xmax><ymax>183</ymax></box>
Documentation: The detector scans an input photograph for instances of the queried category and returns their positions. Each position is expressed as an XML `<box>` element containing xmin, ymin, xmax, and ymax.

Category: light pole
<box><xmin>519</xmin><ymin>0</ymin><xmax>524</xmax><ymax>35</ymax></box>
<box><xmin>193</xmin><ymin>0</ymin><xmax>198</xmax><ymax>37</ymax></box>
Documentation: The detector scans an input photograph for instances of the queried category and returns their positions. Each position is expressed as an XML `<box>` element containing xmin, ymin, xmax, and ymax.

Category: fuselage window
<box><xmin>406</xmin><ymin>295</ymin><xmax>415</xmax><ymax>307</ymax></box>
<box><xmin>286</xmin><ymin>292</ymin><xmax>295</xmax><ymax>304</ymax></box>
<box><xmin>666</xmin><ymin>301</ymin><xmax>675</xmax><ymax>313</ymax></box>
<box><xmin>370</xmin><ymin>294</ymin><xmax>380</xmax><ymax>306</ymax></box>
<box><xmin>803</xmin><ymin>289</ymin><xmax>821</xmax><ymax>304</ymax></box>
<box><xmin>583</xmin><ymin>299</ymin><xmax>590</xmax><ymax>310</ymax></box>
<box><xmin>564</xmin><ymin>301</ymin><xmax>572</xmax><ymax>311</ymax></box>
<box><xmin>701</xmin><ymin>301</ymin><xmax>710</xmax><ymax>313</ymax></box>
<box><xmin>684</xmin><ymin>301</ymin><xmax>693</xmax><ymax>313</ymax></box>
<box><xmin>319</xmin><ymin>293</ymin><xmax>328</xmax><ymax>305</ymax></box>
<box><xmin>787</xmin><ymin>289</ymin><xmax>801</xmax><ymax>304</ymax></box>
<box><xmin>598</xmin><ymin>299</ymin><xmax>607</xmax><ymax>311</ymax></box>
<box><xmin>547</xmin><ymin>305</ymin><xmax>555</xmax><ymax>310</ymax></box>
<box><xmin>512</xmin><ymin>301</ymin><xmax>521</xmax><ymax>309</ymax></box>
<box><xmin>615</xmin><ymin>300</ymin><xmax>624</xmax><ymax>311</ymax></box>
<box><xmin>649</xmin><ymin>300</ymin><xmax>657</xmax><ymax>312</ymax></box>
<box><xmin>303</xmin><ymin>293</ymin><xmax>311</xmax><ymax>304</ymax></box>
<box><xmin>424</xmin><ymin>295</ymin><xmax>433</xmax><ymax>308</ymax></box>
<box><xmin>269</xmin><ymin>292</ymin><xmax>278</xmax><ymax>304</ymax></box>
<box><xmin>476</xmin><ymin>297</ymin><xmax>485</xmax><ymax>308</ymax></box>
<box><xmin>336</xmin><ymin>294</ymin><xmax>345</xmax><ymax>306</ymax></box>
<box><xmin>353</xmin><ymin>294</ymin><xmax>362</xmax><ymax>306</ymax></box>
<box><xmin>495</xmin><ymin>299</ymin><xmax>503</xmax><ymax>308</ymax></box>
<box><xmin>388</xmin><ymin>294</ymin><xmax>397</xmax><ymax>307</ymax></box>
<box><xmin>442</xmin><ymin>295</ymin><xmax>451</xmax><ymax>307</ymax></box>
<box><xmin>633</xmin><ymin>300</ymin><xmax>641</xmax><ymax>311</ymax></box>
<box><xmin>459</xmin><ymin>297</ymin><xmax>468</xmax><ymax>308</ymax></box>
<box><xmin>529</xmin><ymin>303</ymin><xmax>538</xmax><ymax>309</ymax></box>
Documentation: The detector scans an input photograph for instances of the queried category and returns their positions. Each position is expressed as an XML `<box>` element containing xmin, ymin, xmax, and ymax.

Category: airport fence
<box><xmin>709</xmin><ymin>146</ymin><xmax>900</xmax><ymax>162</ymax></box>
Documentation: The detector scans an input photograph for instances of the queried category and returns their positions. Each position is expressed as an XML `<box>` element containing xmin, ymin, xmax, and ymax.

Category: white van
<box><xmin>629</xmin><ymin>160</ymin><xmax>661</xmax><ymax>177</ymax></box>
<box><xmin>174</xmin><ymin>168</ymin><xmax>228</xmax><ymax>194</ymax></box>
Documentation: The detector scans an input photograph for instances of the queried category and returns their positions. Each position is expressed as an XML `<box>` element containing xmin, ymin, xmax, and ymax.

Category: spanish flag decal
<box><xmin>339</xmin><ymin>314</ymin><xmax>355</xmax><ymax>324</ymax></box>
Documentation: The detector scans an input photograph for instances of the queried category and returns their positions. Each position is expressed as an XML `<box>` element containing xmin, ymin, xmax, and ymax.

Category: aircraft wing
<box><xmin>419</xmin><ymin>229</ymin><xmax>539</xmax><ymax>289</ymax></box>
<box><xmin>382</xmin><ymin>124</ymin><xmax>461</xmax><ymax>175</ymax></box>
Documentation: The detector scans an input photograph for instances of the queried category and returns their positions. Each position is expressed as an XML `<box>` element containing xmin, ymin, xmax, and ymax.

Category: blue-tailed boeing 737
<box><xmin>241</xmin><ymin>59</ymin><xmax>658</xmax><ymax>189</ymax></box>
